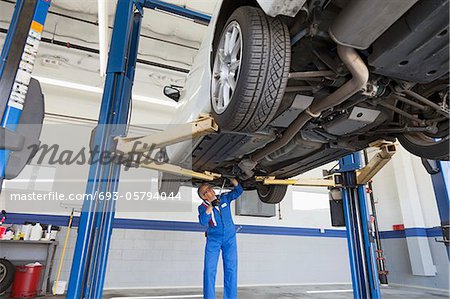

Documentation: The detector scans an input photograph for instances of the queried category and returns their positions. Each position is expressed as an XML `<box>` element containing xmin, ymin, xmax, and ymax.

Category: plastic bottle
<box><xmin>22</xmin><ymin>224</ymin><xmax>32</xmax><ymax>240</ymax></box>
<box><xmin>30</xmin><ymin>223</ymin><xmax>43</xmax><ymax>241</ymax></box>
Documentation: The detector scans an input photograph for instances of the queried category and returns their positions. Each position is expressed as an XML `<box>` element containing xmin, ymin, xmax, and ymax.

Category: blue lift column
<box><xmin>67</xmin><ymin>1</ymin><xmax>144</xmax><ymax>298</ymax></box>
<box><xmin>429</xmin><ymin>160</ymin><xmax>450</xmax><ymax>259</ymax></box>
<box><xmin>339</xmin><ymin>153</ymin><xmax>382</xmax><ymax>299</ymax></box>
<box><xmin>0</xmin><ymin>0</ymin><xmax>51</xmax><ymax>184</ymax></box>
<box><xmin>66</xmin><ymin>2</ymin><xmax>211</xmax><ymax>297</ymax></box>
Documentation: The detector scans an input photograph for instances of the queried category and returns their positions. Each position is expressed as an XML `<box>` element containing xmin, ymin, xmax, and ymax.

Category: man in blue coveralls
<box><xmin>198</xmin><ymin>178</ymin><xmax>243</xmax><ymax>299</ymax></box>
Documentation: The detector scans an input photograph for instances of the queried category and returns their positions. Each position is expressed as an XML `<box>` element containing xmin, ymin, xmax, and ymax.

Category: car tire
<box><xmin>158</xmin><ymin>172</ymin><xmax>182</xmax><ymax>195</ymax></box>
<box><xmin>211</xmin><ymin>6</ymin><xmax>291</xmax><ymax>133</ymax></box>
<box><xmin>0</xmin><ymin>258</ymin><xmax>15</xmax><ymax>294</ymax></box>
<box><xmin>398</xmin><ymin>133</ymin><xmax>449</xmax><ymax>161</ymax></box>
<box><xmin>256</xmin><ymin>184</ymin><xmax>288</xmax><ymax>204</ymax></box>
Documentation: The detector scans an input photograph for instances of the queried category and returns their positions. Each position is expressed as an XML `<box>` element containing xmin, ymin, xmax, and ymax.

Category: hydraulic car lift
<box><xmin>0</xmin><ymin>0</ymin><xmax>390</xmax><ymax>297</ymax></box>
<box><xmin>336</xmin><ymin>152</ymin><xmax>383</xmax><ymax>299</ymax></box>
<box><xmin>0</xmin><ymin>1</ymin><xmax>445</xmax><ymax>299</ymax></box>
<box><xmin>117</xmin><ymin>116</ymin><xmax>393</xmax><ymax>299</ymax></box>
<box><xmin>256</xmin><ymin>141</ymin><xmax>396</xmax><ymax>299</ymax></box>
<box><xmin>428</xmin><ymin>160</ymin><xmax>450</xmax><ymax>259</ymax></box>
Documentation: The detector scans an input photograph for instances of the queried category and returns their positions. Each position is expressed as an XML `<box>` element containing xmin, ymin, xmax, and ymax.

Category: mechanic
<box><xmin>198</xmin><ymin>178</ymin><xmax>243</xmax><ymax>299</ymax></box>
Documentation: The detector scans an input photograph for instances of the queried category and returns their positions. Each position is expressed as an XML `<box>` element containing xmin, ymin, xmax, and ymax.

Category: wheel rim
<box><xmin>0</xmin><ymin>263</ymin><xmax>6</xmax><ymax>283</ymax></box>
<box><xmin>257</xmin><ymin>184</ymin><xmax>270</xmax><ymax>198</ymax></box>
<box><xmin>211</xmin><ymin>21</ymin><xmax>243</xmax><ymax>114</ymax></box>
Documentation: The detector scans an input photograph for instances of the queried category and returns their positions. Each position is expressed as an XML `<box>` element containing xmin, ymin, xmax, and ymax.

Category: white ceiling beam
<box><xmin>97</xmin><ymin>0</ymin><xmax>108</xmax><ymax>77</ymax></box>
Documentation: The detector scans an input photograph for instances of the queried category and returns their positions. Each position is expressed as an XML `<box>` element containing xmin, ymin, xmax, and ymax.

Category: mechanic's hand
<box><xmin>206</xmin><ymin>205</ymin><xmax>213</xmax><ymax>214</ymax></box>
<box><xmin>230</xmin><ymin>178</ymin><xmax>239</xmax><ymax>186</ymax></box>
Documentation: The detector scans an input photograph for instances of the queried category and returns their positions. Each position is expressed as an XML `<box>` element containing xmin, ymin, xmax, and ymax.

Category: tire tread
<box><xmin>212</xmin><ymin>6</ymin><xmax>291</xmax><ymax>133</ymax></box>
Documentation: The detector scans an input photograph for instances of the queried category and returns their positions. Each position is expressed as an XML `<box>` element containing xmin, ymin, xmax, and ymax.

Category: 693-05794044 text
<box><xmin>8</xmin><ymin>191</ymin><xmax>182</xmax><ymax>201</ymax></box>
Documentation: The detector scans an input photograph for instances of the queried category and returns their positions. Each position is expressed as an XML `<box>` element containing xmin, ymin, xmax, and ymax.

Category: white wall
<box><xmin>371</xmin><ymin>145</ymin><xmax>441</xmax><ymax>230</ymax></box>
<box><xmin>44</xmin><ymin>228</ymin><xmax>350</xmax><ymax>289</ymax></box>
<box><xmin>382</xmin><ymin>237</ymin><xmax>449</xmax><ymax>290</ymax></box>
<box><xmin>370</xmin><ymin>145</ymin><xmax>448</xmax><ymax>288</ymax></box>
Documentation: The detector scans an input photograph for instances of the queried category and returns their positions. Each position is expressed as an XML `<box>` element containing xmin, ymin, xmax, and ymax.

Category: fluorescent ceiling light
<box><xmin>306</xmin><ymin>290</ymin><xmax>353</xmax><ymax>294</ymax></box>
<box><xmin>33</xmin><ymin>75</ymin><xmax>177</xmax><ymax>108</ymax></box>
<box><xmin>35</xmin><ymin>76</ymin><xmax>103</xmax><ymax>93</ymax></box>
<box><xmin>111</xmin><ymin>296</ymin><xmax>203</xmax><ymax>299</ymax></box>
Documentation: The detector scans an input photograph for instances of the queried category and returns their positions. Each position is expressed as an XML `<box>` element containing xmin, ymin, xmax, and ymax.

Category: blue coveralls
<box><xmin>198</xmin><ymin>183</ymin><xmax>243</xmax><ymax>299</ymax></box>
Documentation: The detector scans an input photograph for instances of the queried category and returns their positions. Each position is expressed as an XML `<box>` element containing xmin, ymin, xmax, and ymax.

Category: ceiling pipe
<box><xmin>97</xmin><ymin>0</ymin><xmax>108</xmax><ymax>77</ymax></box>
<box><xmin>143</xmin><ymin>0</ymin><xmax>211</xmax><ymax>24</ymax></box>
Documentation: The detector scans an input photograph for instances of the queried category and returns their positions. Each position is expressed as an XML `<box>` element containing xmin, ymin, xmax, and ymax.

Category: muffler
<box><xmin>329</xmin><ymin>0</ymin><xmax>418</xmax><ymax>50</ymax></box>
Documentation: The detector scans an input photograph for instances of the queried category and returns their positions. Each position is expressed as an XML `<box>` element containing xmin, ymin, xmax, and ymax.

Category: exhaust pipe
<box><xmin>308</xmin><ymin>46</ymin><xmax>370</xmax><ymax>114</ymax></box>
<box><xmin>239</xmin><ymin>45</ymin><xmax>369</xmax><ymax>175</ymax></box>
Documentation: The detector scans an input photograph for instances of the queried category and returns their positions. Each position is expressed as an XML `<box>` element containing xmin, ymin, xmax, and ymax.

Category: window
<box><xmin>292</xmin><ymin>190</ymin><xmax>330</xmax><ymax>211</ymax></box>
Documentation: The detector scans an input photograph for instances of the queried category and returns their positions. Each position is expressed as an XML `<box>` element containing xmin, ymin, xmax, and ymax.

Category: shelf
<box><xmin>0</xmin><ymin>239</ymin><xmax>58</xmax><ymax>245</ymax></box>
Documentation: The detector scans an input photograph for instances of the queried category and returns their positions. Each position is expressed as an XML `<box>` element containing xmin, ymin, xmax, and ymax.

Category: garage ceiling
<box><xmin>0</xmin><ymin>0</ymin><xmax>219</xmax><ymax>109</ymax></box>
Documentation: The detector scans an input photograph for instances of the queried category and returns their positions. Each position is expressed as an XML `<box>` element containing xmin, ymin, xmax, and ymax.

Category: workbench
<box><xmin>0</xmin><ymin>239</ymin><xmax>58</xmax><ymax>296</ymax></box>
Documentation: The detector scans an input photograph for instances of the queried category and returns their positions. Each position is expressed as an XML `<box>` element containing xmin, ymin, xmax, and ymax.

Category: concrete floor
<box><xmin>31</xmin><ymin>284</ymin><xmax>449</xmax><ymax>298</ymax></box>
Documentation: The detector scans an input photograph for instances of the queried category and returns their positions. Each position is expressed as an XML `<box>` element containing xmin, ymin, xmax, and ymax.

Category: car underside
<box><xmin>162</xmin><ymin>0</ymin><xmax>449</xmax><ymax>203</ymax></box>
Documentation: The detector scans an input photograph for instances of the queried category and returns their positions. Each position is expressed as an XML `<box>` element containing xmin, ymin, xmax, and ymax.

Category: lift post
<box><xmin>66</xmin><ymin>1</ymin><xmax>215</xmax><ymax>297</ymax></box>
<box><xmin>67</xmin><ymin>1</ymin><xmax>143</xmax><ymax>298</ymax></box>
<box><xmin>429</xmin><ymin>160</ymin><xmax>450</xmax><ymax>259</ymax></box>
<box><xmin>256</xmin><ymin>143</ymin><xmax>393</xmax><ymax>299</ymax></box>
<box><xmin>339</xmin><ymin>152</ymin><xmax>382</xmax><ymax>299</ymax></box>
<box><xmin>0</xmin><ymin>0</ymin><xmax>51</xmax><ymax>184</ymax></box>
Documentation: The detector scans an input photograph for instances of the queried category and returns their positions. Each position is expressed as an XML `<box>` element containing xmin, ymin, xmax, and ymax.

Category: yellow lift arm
<box><xmin>115</xmin><ymin>113</ymin><xmax>396</xmax><ymax>185</ymax></box>
<box><xmin>255</xmin><ymin>140</ymin><xmax>396</xmax><ymax>188</ymax></box>
<box><xmin>115</xmin><ymin>114</ymin><xmax>219</xmax><ymax>154</ymax></box>
<box><xmin>116</xmin><ymin>114</ymin><xmax>221</xmax><ymax>181</ymax></box>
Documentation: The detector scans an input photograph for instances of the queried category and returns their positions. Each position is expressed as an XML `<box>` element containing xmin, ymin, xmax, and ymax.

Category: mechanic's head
<box><xmin>198</xmin><ymin>183</ymin><xmax>216</xmax><ymax>202</ymax></box>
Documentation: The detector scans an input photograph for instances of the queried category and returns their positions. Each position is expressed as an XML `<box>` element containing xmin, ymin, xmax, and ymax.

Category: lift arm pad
<box><xmin>356</xmin><ymin>143</ymin><xmax>396</xmax><ymax>185</ymax></box>
<box><xmin>115</xmin><ymin>114</ymin><xmax>218</xmax><ymax>154</ymax></box>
